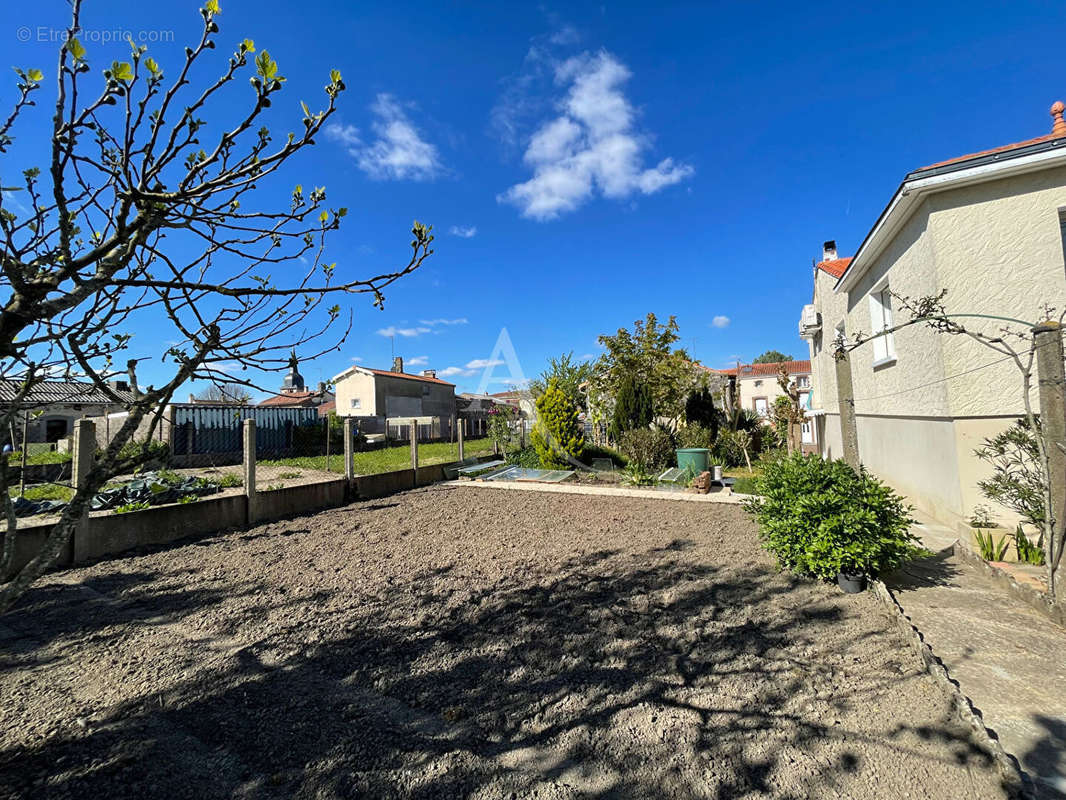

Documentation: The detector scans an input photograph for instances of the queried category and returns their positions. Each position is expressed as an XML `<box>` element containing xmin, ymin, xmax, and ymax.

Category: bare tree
<box><xmin>833</xmin><ymin>290</ymin><xmax>1065</xmax><ymax>599</ymax></box>
<box><xmin>775</xmin><ymin>365</ymin><xmax>803</xmax><ymax>454</ymax></box>
<box><xmin>192</xmin><ymin>381</ymin><xmax>253</xmax><ymax>405</ymax></box>
<box><xmin>0</xmin><ymin>0</ymin><xmax>434</xmax><ymax>612</ymax></box>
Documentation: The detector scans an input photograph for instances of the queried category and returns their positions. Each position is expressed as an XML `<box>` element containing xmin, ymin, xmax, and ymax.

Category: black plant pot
<box><xmin>837</xmin><ymin>571</ymin><xmax>867</xmax><ymax>594</ymax></box>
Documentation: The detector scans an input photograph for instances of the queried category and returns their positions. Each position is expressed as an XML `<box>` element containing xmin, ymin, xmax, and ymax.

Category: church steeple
<box><xmin>281</xmin><ymin>349</ymin><xmax>305</xmax><ymax>393</ymax></box>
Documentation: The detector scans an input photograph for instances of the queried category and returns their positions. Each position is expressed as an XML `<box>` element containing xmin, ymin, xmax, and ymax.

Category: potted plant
<box><xmin>966</xmin><ymin>504</ymin><xmax>1015</xmax><ymax>562</ymax></box>
<box><xmin>743</xmin><ymin>453</ymin><xmax>919</xmax><ymax>594</ymax></box>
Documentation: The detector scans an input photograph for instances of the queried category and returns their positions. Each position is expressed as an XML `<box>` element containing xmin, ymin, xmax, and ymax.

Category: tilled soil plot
<box><xmin>0</xmin><ymin>486</ymin><xmax>1009</xmax><ymax>799</ymax></box>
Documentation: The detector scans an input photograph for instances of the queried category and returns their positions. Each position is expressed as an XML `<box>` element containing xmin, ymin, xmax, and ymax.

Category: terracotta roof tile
<box><xmin>258</xmin><ymin>389</ymin><xmax>334</xmax><ymax>407</ymax></box>
<box><xmin>816</xmin><ymin>257</ymin><xmax>852</xmax><ymax>279</ymax></box>
<box><xmin>715</xmin><ymin>360</ymin><xmax>812</xmax><ymax>378</ymax></box>
<box><xmin>362</xmin><ymin>368</ymin><xmax>455</xmax><ymax>387</ymax></box>
<box><xmin>919</xmin><ymin>102</ymin><xmax>1066</xmax><ymax>171</ymax></box>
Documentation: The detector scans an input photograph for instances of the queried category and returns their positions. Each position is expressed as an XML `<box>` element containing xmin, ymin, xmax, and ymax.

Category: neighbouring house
<box><xmin>800</xmin><ymin>100</ymin><xmax>1066</xmax><ymax>531</ymax></box>
<box><xmin>0</xmin><ymin>379</ymin><xmax>135</xmax><ymax>445</ymax></box>
<box><xmin>331</xmin><ymin>357</ymin><xmax>457</xmax><ymax>438</ymax></box>
<box><xmin>490</xmin><ymin>389</ymin><xmax>536</xmax><ymax>418</ymax></box>
<box><xmin>712</xmin><ymin>360</ymin><xmax>816</xmax><ymax>451</ymax></box>
<box><xmin>258</xmin><ymin>352</ymin><xmax>335</xmax><ymax>416</ymax></box>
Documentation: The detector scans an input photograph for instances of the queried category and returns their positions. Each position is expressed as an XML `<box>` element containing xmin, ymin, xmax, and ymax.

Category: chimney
<box><xmin>422</xmin><ymin>369</ymin><xmax>437</xmax><ymax>379</ymax></box>
<box><xmin>1052</xmin><ymin>101</ymin><xmax>1066</xmax><ymax>137</ymax></box>
<box><xmin>317</xmin><ymin>381</ymin><xmax>326</xmax><ymax>395</ymax></box>
<box><xmin>822</xmin><ymin>240</ymin><xmax>837</xmax><ymax>262</ymax></box>
<box><xmin>189</xmin><ymin>393</ymin><xmax>196</xmax><ymax>403</ymax></box>
<box><xmin>392</xmin><ymin>356</ymin><xmax>404</xmax><ymax>373</ymax></box>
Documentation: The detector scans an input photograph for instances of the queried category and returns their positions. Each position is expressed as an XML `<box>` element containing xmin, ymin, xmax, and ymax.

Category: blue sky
<box><xmin>3</xmin><ymin>0</ymin><xmax>1065</xmax><ymax>399</ymax></box>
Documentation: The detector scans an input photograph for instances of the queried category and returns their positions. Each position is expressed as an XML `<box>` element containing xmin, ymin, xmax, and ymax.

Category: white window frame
<box><xmin>349</xmin><ymin>398</ymin><xmax>361</xmax><ymax>409</ymax></box>
<box><xmin>868</xmin><ymin>285</ymin><xmax>896</xmax><ymax>366</ymax></box>
<box><xmin>797</xmin><ymin>375</ymin><xmax>810</xmax><ymax>389</ymax></box>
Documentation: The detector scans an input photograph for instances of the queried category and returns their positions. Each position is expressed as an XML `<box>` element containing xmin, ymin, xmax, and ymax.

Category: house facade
<box><xmin>332</xmin><ymin>357</ymin><xmax>456</xmax><ymax>431</ymax></box>
<box><xmin>0</xmin><ymin>379</ymin><xmax>135</xmax><ymax>445</ymax></box>
<box><xmin>714</xmin><ymin>360</ymin><xmax>816</xmax><ymax>450</ymax></box>
<box><xmin>801</xmin><ymin>101</ymin><xmax>1066</xmax><ymax>530</ymax></box>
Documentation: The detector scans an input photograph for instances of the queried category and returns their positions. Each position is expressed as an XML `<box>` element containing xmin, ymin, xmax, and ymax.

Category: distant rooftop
<box><xmin>713</xmin><ymin>360</ymin><xmax>811</xmax><ymax>378</ymax></box>
<box><xmin>0</xmin><ymin>379</ymin><xmax>135</xmax><ymax>406</ymax></box>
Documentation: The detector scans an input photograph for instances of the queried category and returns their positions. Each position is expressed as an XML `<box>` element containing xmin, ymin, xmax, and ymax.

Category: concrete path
<box><xmin>887</xmin><ymin>512</ymin><xmax>1066</xmax><ymax>799</ymax></box>
<box><xmin>439</xmin><ymin>478</ymin><xmax>744</xmax><ymax>504</ymax></box>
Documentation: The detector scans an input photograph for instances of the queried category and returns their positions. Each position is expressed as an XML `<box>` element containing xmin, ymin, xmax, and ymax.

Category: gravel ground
<box><xmin>0</xmin><ymin>486</ymin><xmax>1009</xmax><ymax>799</ymax></box>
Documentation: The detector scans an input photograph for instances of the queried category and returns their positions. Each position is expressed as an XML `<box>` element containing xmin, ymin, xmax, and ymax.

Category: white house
<box><xmin>713</xmin><ymin>360</ymin><xmax>816</xmax><ymax>450</ymax></box>
<box><xmin>801</xmin><ymin>100</ymin><xmax>1066</xmax><ymax>531</ymax></box>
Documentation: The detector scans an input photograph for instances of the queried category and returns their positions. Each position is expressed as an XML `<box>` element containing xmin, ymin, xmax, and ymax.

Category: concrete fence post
<box><xmin>243</xmin><ymin>419</ymin><xmax>257</xmax><ymax>525</ymax></box>
<box><xmin>458</xmin><ymin>416</ymin><xmax>465</xmax><ymax>462</ymax></box>
<box><xmin>410</xmin><ymin>420</ymin><xmax>419</xmax><ymax>486</ymax></box>
<box><xmin>834</xmin><ymin>352</ymin><xmax>860</xmax><ymax>470</ymax></box>
<box><xmin>1033</xmin><ymin>322</ymin><xmax>1066</xmax><ymax>597</ymax></box>
<box><xmin>343</xmin><ymin>417</ymin><xmax>355</xmax><ymax>482</ymax></box>
<box><xmin>71</xmin><ymin>419</ymin><xmax>95</xmax><ymax>555</ymax></box>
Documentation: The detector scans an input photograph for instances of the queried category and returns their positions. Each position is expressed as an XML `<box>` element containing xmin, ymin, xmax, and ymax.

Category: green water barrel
<box><xmin>675</xmin><ymin>447</ymin><xmax>710</xmax><ymax>475</ymax></box>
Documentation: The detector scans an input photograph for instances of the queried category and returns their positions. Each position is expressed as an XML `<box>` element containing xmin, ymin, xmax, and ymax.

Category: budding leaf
<box><xmin>144</xmin><ymin>57</ymin><xmax>160</xmax><ymax>75</ymax></box>
<box><xmin>67</xmin><ymin>38</ymin><xmax>86</xmax><ymax>61</ymax></box>
<box><xmin>242</xmin><ymin>38</ymin><xmax>255</xmax><ymax>53</ymax></box>
<box><xmin>205</xmin><ymin>0</ymin><xmax>221</xmax><ymax>14</ymax></box>
<box><xmin>111</xmin><ymin>61</ymin><xmax>134</xmax><ymax>82</ymax></box>
<box><xmin>255</xmin><ymin>50</ymin><xmax>278</xmax><ymax>81</ymax></box>
<box><xmin>27</xmin><ymin>68</ymin><xmax>43</xmax><ymax>82</ymax></box>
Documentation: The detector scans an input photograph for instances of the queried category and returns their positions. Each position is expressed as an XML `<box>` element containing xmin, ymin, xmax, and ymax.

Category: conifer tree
<box><xmin>611</xmin><ymin>375</ymin><xmax>653</xmax><ymax>440</ymax></box>
<box><xmin>532</xmin><ymin>380</ymin><xmax>586</xmax><ymax>468</ymax></box>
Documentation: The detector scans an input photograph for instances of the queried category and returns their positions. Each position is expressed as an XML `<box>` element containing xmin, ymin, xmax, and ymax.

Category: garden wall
<box><xmin>74</xmin><ymin>493</ymin><xmax>248</xmax><ymax>563</ymax></box>
<box><xmin>2</xmin><ymin>455</ymin><xmax>499</xmax><ymax>579</ymax></box>
<box><xmin>252</xmin><ymin>479</ymin><xmax>348</xmax><ymax>523</ymax></box>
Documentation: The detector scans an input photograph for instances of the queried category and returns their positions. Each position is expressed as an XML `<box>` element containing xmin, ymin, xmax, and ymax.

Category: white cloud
<box><xmin>449</xmin><ymin>225</ymin><xmax>477</xmax><ymax>238</ymax></box>
<box><xmin>466</xmin><ymin>358</ymin><xmax>505</xmax><ymax>370</ymax></box>
<box><xmin>711</xmin><ymin>315</ymin><xmax>730</xmax><ymax>328</ymax></box>
<box><xmin>376</xmin><ymin>326</ymin><xmax>431</xmax><ymax>338</ymax></box>
<box><xmin>350</xmin><ymin>356</ymin><xmax>363</xmax><ymax>362</ymax></box>
<box><xmin>2</xmin><ymin>190</ymin><xmax>28</xmax><ymax>215</ymax></box>
<box><xmin>325</xmin><ymin>123</ymin><xmax>360</xmax><ymax>147</ymax></box>
<box><xmin>326</xmin><ymin>94</ymin><xmax>442</xmax><ymax>181</ymax></box>
<box><xmin>419</xmin><ymin>318</ymin><xmax>468</xmax><ymax>326</ymax></box>
<box><xmin>549</xmin><ymin>26</ymin><xmax>581</xmax><ymax>46</ymax></box>
<box><xmin>435</xmin><ymin>357</ymin><xmax>506</xmax><ymax>379</ymax></box>
<box><xmin>437</xmin><ymin>366</ymin><xmax>474</xmax><ymax>378</ymax></box>
<box><xmin>498</xmin><ymin>51</ymin><xmax>693</xmax><ymax>220</ymax></box>
<box><xmin>406</xmin><ymin>355</ymin><xmax>429</xmax><ymax>367</ymax></box>
<box><xmin>578</xmin><ymin>353</ymin><xmax>596</xmax><ymax>362</ymax></box>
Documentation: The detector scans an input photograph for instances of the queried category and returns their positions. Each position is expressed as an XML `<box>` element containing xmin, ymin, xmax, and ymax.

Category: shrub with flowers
<box><xmin>487</xmin><ymin>402</ymin><xmax>521</xmax><ymax>455</ymax></box>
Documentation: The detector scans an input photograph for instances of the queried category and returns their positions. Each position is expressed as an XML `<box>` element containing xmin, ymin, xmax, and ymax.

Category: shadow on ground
<box><xmin>882</xmin><ymin>550</ymin><xmax>962</xmax><ymax>593</ymax></box>
<box><xmin>1</xmin><ymin>529</ymin><xmax>1006</xmax><ymax>799</ymax></box>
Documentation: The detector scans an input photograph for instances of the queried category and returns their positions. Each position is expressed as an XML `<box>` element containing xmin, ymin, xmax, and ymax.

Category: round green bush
<box><xmin>676</xmin><ymin>423</ymin><xmax>713</xmax><ymax>450</ymax></box>
<box><xmin>618</xmin><ymin>428</ymin><xmax>674</xmax><ymax>470</ymax></box>
<box><xmin>743</xmin><ymin>453</ymin><xmax>918</xmax><ymax>580</ymax></box>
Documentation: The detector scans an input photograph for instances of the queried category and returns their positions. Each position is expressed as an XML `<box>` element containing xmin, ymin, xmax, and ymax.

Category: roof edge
<box><xmin>835</xmin><ymin>143</ymin><xmax>1066</xmax><ymax>293</ymax></box>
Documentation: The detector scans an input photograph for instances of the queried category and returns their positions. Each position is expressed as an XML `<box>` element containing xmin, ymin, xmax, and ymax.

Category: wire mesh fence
<box><xmin>6</xmin><ymin>405</ymin><xmax>503</xmax><ymax>524</ymax></box>
<box><xmin>6</xmin><ymin>440</ymin><xmax>74</xmax><ymax>518</ymax></box>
